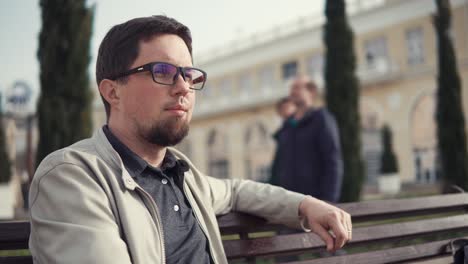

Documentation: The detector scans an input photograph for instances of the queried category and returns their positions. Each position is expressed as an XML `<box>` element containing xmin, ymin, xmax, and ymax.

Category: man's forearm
<box><xmin>209</xmin><ymin>177</ymin><xmax>305</xmax><ymax>227</ymax></box>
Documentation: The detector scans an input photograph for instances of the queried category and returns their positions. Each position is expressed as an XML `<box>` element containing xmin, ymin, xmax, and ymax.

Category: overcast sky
<box><xmin>0</xmin><ymin>0</ymin><xmax>324</xmax><ymax>100</ymax></box>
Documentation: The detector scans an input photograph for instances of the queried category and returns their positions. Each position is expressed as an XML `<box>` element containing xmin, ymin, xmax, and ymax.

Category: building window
<box><xmin>360</xmin><ymin>101</ymin><xmax>383</xmax><ymax>184</ymax></box>
<box><xmin>197</xmin><ymin>84</ymin><xmax>209</xmax><ymax>107</ymax></box>
<box><xmin>306</xmin><ymin>54</ymin><xmax>325</xmax><ymax>87</ymax></box>
<box><xmin>204</xmin><ymin>84</ymin><xmax>211</xmax><ymax>96</ymax></box>
<box><xmin>207</xmin><ymin>129</ymin><xmax>229</xmax><ymax>179</ymax></box>
<box><xmin>259</xmin><ymin>65</ymin><xmax>274</xmax><ymax>91</ymax></box>
<box><xmin>306</xmin><ymin>54</ymin><xmax>324</xmax><ymax>78</ymax></box>
<box><xmin>411</xmin><ymin>93</ymin><xmax>438</xmax><ymax>184</ymax></box>
<box><xmin>200</xmin><ymin>81</ymin><xmax>213</xmax><ymax>100</ymax></box>
<box><xmin>364</xmin><ymin>36</ymin><xmax>388</xmax><ymax>68</ymax></box>
<box><xmin>244</xmin><ymin>122</ymin><xmax>274</xmax><ymax>182</ymax></box>
<box><xmin>282</xmin><ymin>61</ymin><xmax>298</xmax><ymax>80</ymax></box>
<box><xmin>239</xmin><ymin>73</ymin><xmax>253</xmax><ymax>97</ymax></box>
<box><xmin>209</xmin><ymin>160</ymin><xmax>229</xmax><ymax>179</ymax></box>
<box><xmin>361</xmin><ymin>129</ymin><xmax>382</xmax><ymax>184</ymax></box>
<box><xmin>219</xmin><ymin>78</ymin><xmax>233</xmax><ymax>97</ymax></box>
<box><xmin>406</xmin><ymin>27</ymin><xmax>425</xmax><ymax>65</ymax></box>
<box><xmin>414</xmin><ymin>148</ymin><xmax>439</xmax><ymax>184</ymax></box>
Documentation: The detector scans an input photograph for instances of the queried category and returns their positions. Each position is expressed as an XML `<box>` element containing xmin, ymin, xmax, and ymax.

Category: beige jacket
<box><xmin>29</xmin><ymin>128</ymin><xmax>306</xmax><ymax>264</ymax></box>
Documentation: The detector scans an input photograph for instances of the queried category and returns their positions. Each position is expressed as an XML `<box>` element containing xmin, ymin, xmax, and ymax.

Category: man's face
<box><xmin>278</xmin><ymin>101</ymin><xmax>296</xmax><ymax>119</ymax></box>
<box><xmin>116</xmin><ymin>34</ymin><xmax>194</xmax><ymax>146</ymax></box>
<box><xmin>289</xmin><ymin>77</ymin><xmax>314</xmax><ymax>106</ymax></box>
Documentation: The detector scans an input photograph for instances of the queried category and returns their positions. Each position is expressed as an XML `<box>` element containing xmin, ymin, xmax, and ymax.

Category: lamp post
<box><xmin>4</xmin><ymin>80</ymin><xmax>35</xmax><ymax>210</ymax></box>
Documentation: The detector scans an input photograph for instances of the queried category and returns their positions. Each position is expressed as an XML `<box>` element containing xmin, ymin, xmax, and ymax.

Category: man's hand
<box><xmin>298</xmin><ymin>196</ymin><xmax>352</xmax><ymax>252</ymax></box>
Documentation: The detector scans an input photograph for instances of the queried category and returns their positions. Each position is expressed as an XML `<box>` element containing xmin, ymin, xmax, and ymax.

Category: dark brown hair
<box><xmin>95</xmin><ymin>15</ymin><xmax>193</xmax><ymax>119</ymax></box>
<box><xmin>275</xmin><ymin>97</ymin><xmax>292</xmax><ymax>112</ymax></box>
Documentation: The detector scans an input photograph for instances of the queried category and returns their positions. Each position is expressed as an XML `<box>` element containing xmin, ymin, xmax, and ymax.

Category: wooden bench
<box><xmin>1</xmin><ymin>193</ymin><xmax>467</xmax><ymax>264</ymax></box>
<box><xmin>217</xmin><ymin>192</ymin><xmax>468</xmax><ymax>263</ymax></box>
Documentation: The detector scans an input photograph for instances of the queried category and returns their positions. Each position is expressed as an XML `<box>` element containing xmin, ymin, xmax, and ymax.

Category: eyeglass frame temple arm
<box><xmin>110</xmin><ymin>64</ymin><xmax>152</xmax><ymax>80</ymax></box>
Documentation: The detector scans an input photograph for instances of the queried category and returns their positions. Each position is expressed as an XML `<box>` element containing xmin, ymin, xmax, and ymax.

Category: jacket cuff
<box><xmin>281</xmin><ymin>191</ymin><xmax>307</xmax><ymax>229</ymax></box>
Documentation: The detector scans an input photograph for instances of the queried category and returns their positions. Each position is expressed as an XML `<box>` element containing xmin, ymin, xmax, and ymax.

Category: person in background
<box><xmin>275</xmin><ymin>75</ymin><xmax>343</xmax><ymax>203</ymax></box>
<box><xmin>276</xmin><ymin>97</ymin><xmax>296</xmax><ymax>120</ymax></box>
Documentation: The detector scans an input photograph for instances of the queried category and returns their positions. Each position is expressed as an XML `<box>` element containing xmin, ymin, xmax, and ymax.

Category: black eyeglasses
<box><xmin>110</xmin><ymin>61</ymin><xmax>207</xmax><ymax>90</ymax></box>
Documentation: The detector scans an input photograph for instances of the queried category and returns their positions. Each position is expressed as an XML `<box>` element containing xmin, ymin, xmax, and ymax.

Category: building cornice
<box><xmin>195</xmin><ymin>0</ymin><xmax>467</xmax><ymax>79</ymax></box>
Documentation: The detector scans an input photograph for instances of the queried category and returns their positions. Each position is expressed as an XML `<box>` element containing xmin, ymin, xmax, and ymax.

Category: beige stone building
<box><xmin>92</xmin><ymin>0</ymin><xmax>468</xmax><ymax>189</ymax></box>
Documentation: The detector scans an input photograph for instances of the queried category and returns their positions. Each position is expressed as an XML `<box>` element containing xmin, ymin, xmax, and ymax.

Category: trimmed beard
<box><xmin>140</xmin><ymin>116</ymin><xmax>189</xmax><ymax>147</ymax></box>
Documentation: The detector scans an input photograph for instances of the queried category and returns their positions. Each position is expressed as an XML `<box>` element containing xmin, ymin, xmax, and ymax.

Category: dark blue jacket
<box><xmin>275</xmin><ymin>108</ymin><xmax>343</xmax><ymax>203</ymax></box>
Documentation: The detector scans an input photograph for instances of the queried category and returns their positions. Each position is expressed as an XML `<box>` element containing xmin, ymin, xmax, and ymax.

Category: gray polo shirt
<box><xmin>103</xmin><ymin>126</ymin><xmax>211</xmax><ymax>264</ymax></box>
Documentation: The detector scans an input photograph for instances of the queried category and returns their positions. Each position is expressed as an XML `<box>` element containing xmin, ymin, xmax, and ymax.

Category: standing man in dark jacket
<box><xmin>276</xmin><ymin>75</ymin><xmax>343</xmax><ymax>203</ymax></box>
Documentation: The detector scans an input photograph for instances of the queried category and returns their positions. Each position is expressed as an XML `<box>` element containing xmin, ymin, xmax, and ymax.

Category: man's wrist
<box><xmin>298</xmin><ymin>196</ymin><xmax>316</xmax><ymax>232</ymax></box>
<box><xmin>298</xmin><ymin>195</ymin><xmax>319</xmax><ymax>216</ymax></box>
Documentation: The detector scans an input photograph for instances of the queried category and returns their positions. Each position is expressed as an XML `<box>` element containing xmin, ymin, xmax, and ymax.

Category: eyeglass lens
<box><xmin>151</xmin><ymin>63</ymin><xmax>205</xmax><ymax>89</ymax></box>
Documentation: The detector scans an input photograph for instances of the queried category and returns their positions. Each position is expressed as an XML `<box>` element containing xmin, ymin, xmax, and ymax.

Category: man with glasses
<box><xmin>29</xmin><ymin>16</ymin><xmax>351</xmax><ymax>264</ymax></box>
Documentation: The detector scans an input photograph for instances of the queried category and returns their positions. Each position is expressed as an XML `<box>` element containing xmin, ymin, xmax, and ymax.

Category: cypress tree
<box><xmin>324</xmin><ymin>0</ymin><xmax>365</xmax><ymax>202</ymax></box>
<box><xmin>36</xmin><ymin>0</ymin><xmax>94</xmax><ymax>165</ymax></box>
<box><xmin>433</xmin><ymin>0</ymin><xmax>468</xmax><ymax>191</ymax></box>
<box><xmin>380</xmin><ymin>125</ymin><xmax>399</xmax><ymax>174</ymax></box>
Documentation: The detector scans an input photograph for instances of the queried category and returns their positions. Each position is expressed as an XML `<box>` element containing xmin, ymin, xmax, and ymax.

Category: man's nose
<box><xmin>171</xmin><ymin>74</ymin><xmax>191</xmax><ymax>96</ymax></box>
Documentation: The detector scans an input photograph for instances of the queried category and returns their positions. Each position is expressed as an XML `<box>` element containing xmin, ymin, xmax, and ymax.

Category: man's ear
<box><xmin>99</xmin><ymin>79</ymin><xmax>121</xmax><ymax>110</ymax></box>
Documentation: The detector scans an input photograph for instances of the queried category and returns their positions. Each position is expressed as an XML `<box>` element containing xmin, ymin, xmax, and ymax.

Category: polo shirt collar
<box><xmin>102</xmin><ymin>125</ymin><xmax>187</xmax><ymax>178</ymax></box>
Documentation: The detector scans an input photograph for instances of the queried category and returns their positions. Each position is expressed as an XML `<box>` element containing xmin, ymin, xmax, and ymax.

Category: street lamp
<box><xmin>4</xmin><ymin>80</ymin><xmax>36</xmax><ymax>210</ymax></box>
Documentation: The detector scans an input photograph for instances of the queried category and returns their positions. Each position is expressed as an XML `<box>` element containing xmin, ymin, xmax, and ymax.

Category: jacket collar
<box><xmin>289</xmin><ymin>107</ymin><xmax>319</xmax><ymax>127</ymax></box>
<box><xmin>91</xmin><ymin>127</ymin><xmax>190</xmax><ymax>190</ymax></box>
<box><xmin>93</xmin><ymin>127</ymin><xmax>123</xmax><ymax>171</ymax></box>
<box><xmin>92</xmin><ymin>127</ymin><xmax>138</xmax><ymax>190</ymax></box>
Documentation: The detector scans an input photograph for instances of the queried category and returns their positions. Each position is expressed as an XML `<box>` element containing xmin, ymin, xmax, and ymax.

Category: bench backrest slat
<box><xmin>223</xmin><ymin>214</ymin><xmax>468</xmax><ymax>259</ymax></box>
<box><xmin>287</xmin><ymin>238</ymin><xmax>459</xmax><ymax>264</ymax></box>
<box><xmin>339</xmin><ymin>192</ymin><xmax>468</xmax><ymax>222</ymax></box>
<box><xmin>218</xmin><ymin>193</ymin><xmax>468</xmax><ymax>234</ymax></box>
<box><xmin>0</xmin><ymin>221</ymin><xmax>30</xmax><ymax>250</ymax></box>
<box><xmin>0</xmin><ymin>256</ymin><xmax>33</xmax><ymax>264</ymax></box>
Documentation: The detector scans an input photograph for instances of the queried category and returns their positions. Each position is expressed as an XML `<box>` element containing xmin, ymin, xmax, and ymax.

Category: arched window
<box><xmin>244</xmin><ymin>122</ymin><xmax>274</xmax><ymax>182</ymax></box>
<box><xmin>360</xmin><ymin>100</ymin><xmax>383</xmax><ymax>184</ymax></box>
<box><xmin>411</xmin><ymin>92</ymin><xmax>438</xmax><ymax>183</ymax></box>
<box><xmin>207</xmin><ymin>129</ymin><xmax>229</xmax><ymax>179</ymax></box>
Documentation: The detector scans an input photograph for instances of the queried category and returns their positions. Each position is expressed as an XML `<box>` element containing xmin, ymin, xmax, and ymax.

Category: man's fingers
<box><xmin>311</xmin><ymin>223</ymin><xmax>334</xmax><ymax>252</ymax></box>
<box><xmin>344</xmin><ymin>212</ymin><xmax>352</xmax><ymax>241</ymax></box>
<box><xmin>299</xmin><ymin>197</ymin><xmax>353</xmax><ymax>252</ymax></box>
<box><xmin>327</xmin><ymin>215</ymin><xmax>348</xmax><ymax>251</ymax></box>
<box><xmin>340</xmin><ymin>211</ymin><xmax>352</xmax><ymax>241</ymax></box>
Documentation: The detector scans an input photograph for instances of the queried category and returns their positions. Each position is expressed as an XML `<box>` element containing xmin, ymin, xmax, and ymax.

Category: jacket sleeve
<box><xmin>29</xmin><ymin>162</ymin><xmax>132</xmax><ymax>264</ymax></box>
<box><xmin>206</xmin><ymin>177</ymin><xmax>306</xmax><ymax>228</ymax></box>
<box><xmin>316</xmin><ymin>110</ymin><xmax>344</xmax><ymax>203</ymax></box>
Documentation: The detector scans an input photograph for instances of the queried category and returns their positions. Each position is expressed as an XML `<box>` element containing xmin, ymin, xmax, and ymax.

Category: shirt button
<box><xmin>174</xmin><ymin>205</ymin><xmax>180</xmax><ymax>212</ymax></box>
<box><xmin>161</xmin><ymin>178</ymin><xmax>168</xmax><ymax>185</ymax></box>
